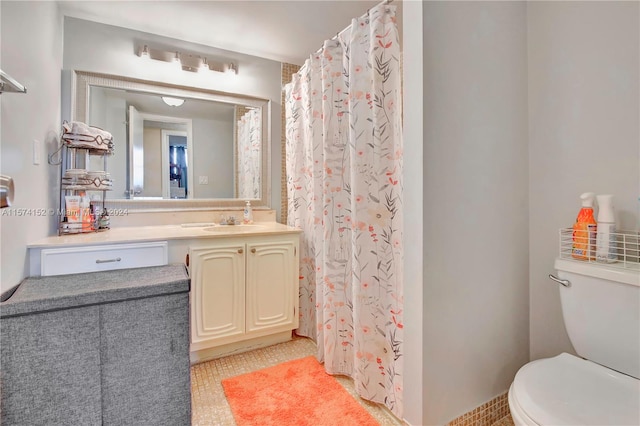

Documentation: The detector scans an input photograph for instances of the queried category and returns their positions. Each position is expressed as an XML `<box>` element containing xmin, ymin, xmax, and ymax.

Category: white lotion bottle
<box><xmin>596</xmin><ymin>194</ymin><xmax>617</xmax><ymax>263</ymax></box>
<box><xmin>243</xmin><ymin>200</ymin><xmax>253</xmax><ymax>224</ymax></box>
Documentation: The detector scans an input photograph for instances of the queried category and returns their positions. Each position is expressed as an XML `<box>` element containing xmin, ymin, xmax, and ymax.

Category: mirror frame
<box><xmin>70</xmin><ymin>70</ymin><xmax>271</xmax><ymax>211</ymax></box>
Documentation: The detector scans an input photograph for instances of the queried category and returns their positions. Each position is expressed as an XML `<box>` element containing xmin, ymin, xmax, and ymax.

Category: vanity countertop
<box><xmin>28</xmin><ymin>222</ymin><xmax>301</xmax><ymax>248</ymax></box>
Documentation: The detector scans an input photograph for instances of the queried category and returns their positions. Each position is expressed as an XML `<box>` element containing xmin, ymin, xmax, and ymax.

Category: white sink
<box><xmin>180</xmin><ymin>222</ymin><xmax>217</xmax><ymax>228</ymax></box>
<box><xmin>203</xmin><ymin>224</ymin><xmax>268</xmax><ymax>233</ymax></box>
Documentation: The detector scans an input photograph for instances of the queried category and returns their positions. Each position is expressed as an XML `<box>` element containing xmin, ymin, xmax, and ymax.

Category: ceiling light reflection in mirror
<box><xmin>162</xmin><ymin>96</ymin><xmax>185</xmax><ymax>107</ymax></box>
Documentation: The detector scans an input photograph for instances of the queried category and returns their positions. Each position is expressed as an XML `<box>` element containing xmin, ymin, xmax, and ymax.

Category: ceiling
<box><xmin>57</xmin><ymin>0</ymin><xmax>400</xmax><ymax>65</ymax></box>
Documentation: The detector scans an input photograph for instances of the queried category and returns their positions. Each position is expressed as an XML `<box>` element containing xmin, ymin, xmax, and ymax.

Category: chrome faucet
<box><xmin>219</xmin><ymin>215</ymin><xmax>236</xmax><ymax>225</ymax></box>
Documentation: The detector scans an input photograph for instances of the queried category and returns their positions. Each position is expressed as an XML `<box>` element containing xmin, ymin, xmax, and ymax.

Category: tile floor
<box><xmin>191</xmin><ymin>335</ymin><xmax>404</xmax><ymax>425</ymax></box>
<box><xmin>491</xmin><ymin>415</ymin><xmax>515</xmax><ymax>426</ymax></box>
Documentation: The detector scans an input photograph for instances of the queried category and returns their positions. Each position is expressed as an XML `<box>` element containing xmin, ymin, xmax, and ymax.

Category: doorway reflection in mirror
<box><xmin>169</xmin><ymin>137</ymin><xmax>188</xmax><ymax>199</ymax></box>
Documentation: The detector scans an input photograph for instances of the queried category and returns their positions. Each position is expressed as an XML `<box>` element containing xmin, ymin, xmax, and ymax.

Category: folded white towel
<box><xmin>63</xmin><ymin>121</ymin><xmax>112</xmax><ymax>141</ymax></box>
<box><xmin>62</xmin><ymin>121</ymin><xmax>113</xmax><ymax>151</ymax></box>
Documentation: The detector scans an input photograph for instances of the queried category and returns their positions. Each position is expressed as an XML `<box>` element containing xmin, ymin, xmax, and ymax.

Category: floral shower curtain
<box><xmin>237</xmin><ymin>108</ymin><xmax>261</xmax><ymax>199</ymax></box>
<box><xmin>285</xmin><ymin>4</ymin><xmax>403</xmax><ymax>417</ymax></box>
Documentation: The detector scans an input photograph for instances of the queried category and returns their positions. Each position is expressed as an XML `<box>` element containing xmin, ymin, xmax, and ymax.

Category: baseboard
<box><xmin>190</xmin><ymin>331</ymin><xmax>293</xmax><ymax>364</ymax></box>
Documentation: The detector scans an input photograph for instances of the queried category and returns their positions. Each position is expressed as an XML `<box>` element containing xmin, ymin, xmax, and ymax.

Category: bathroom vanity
<box><xmin>27</xmin><ymin>221</ymin><xmax>301</xmax><ymax>362</ymax></box>
<box><xmin>188</xmin><ymin>232</ymin><xmax>299</xmax><ymax>361</ymax></box>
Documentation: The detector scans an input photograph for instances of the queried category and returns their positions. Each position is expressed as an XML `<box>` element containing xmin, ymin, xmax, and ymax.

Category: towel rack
<box><xmin>0</xmin><ymin>70</ymin><xmax>27</xmax><ymax>94</ymax></box>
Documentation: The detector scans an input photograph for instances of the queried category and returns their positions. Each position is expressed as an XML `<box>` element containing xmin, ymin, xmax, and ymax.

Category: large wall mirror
<box><xmin>70</xmin><ymin>71</ymin><xmax>270</xmax><ymax>210</ymax></box>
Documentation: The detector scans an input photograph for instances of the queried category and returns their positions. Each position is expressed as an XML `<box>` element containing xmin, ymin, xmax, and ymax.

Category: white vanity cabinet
<box><xmin>26</xmin><ymin>221</ymin><xmax>302</xmax><ymax>362</ymax></box>
<box><xmin>32</xmin><ymin>241</ymin><xmax>168</xmax><ymax>276</ymax></box>
<box><xmin>189</xmin><ymin>233</ymin><xmax>299</xmax><ymax>360</ymax></box>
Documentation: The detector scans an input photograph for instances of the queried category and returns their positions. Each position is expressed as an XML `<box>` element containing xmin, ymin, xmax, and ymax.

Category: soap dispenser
<box><xmin>243</xmin><ymin>200</ymin><xmax>253</xmax><ymax>224</ymax></box>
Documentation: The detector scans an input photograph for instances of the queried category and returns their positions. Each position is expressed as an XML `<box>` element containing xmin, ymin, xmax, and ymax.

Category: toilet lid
<box><xmin>512</xmin><ymin>353</ymin><xmax>640</xmax><ymax>425</ymax></box>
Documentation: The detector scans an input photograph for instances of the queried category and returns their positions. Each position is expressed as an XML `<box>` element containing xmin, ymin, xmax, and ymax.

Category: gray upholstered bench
<box><xmin>0</xmin><ymin>264</ymin><xmax>191</xmax><ymax>425</ymax></box>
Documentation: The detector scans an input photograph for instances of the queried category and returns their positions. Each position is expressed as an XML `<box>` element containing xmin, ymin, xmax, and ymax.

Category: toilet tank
<box><xmin>555</xmin><ymin>259</ymin><xmax>640</xmax><ymax>379</ymax></box>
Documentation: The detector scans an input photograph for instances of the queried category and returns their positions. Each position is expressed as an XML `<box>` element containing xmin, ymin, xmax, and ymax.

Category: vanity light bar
<box><xmin>137</xmin><ymin>44</ymin><xmax>237</xmax><ymax>74</ymax></box>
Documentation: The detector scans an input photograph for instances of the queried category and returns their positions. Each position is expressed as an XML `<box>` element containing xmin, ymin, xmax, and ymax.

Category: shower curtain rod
<box><xmin>311</xmin><ymin>0</ymin><xmax>394</xmax><ymax>55</ymax></box>
<box><xmin>282</xmin><ymin>0</ymin><xmax>395</xmax><ymax>91</ymax></box>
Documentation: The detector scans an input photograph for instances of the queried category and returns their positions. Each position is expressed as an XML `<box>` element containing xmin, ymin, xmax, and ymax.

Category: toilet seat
<box><xmin>509</xmin><ymin>353</ymin><xmax>640</xmax><ymax>426</ymax></box>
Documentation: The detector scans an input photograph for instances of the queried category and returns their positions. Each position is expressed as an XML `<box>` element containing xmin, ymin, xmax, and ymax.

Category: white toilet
<box><xmin>509</xmin><ymin>258</ymin><xmax>640</xmax><ymax>425</ymax></box>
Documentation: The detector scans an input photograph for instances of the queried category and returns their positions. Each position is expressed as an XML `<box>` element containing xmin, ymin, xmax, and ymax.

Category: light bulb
<box><xmin>173</xmin><ymin>51</ymin><xmax>182</xmax><ymax>70</ymax></box>
<box><xmin>139</xmin><ymin>45</ymin><xmax>150</xmax><ymax>59</ymax></box>
<box><xmin>199</xmin><ymin>57</ymin><xmax>209</xmax><ymax>72</ymax></box>
<box><xmin>225</xmin><ymin>63</ymin><xmax>237</xmax><ymax>74</ymax></box>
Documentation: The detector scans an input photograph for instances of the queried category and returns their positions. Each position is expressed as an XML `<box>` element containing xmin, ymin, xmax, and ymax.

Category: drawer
<box><xmin>41</xmin><ymin>242</ymin><xmax>168</xmax><ymax>276</ymax></box>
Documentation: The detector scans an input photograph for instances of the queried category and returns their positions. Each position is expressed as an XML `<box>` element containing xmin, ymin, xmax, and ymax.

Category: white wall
<box><xmin>143</xmin><ymin>127</ymin><xmax>162</xmax><ymax>197</ymax></box>
<box><xmin>401</xmin><ymin>1</ymin><xmax>423</xmax><ymax>425</ymax></box>
<box><xmin>0</xmin><ymin>2</ymin><xmax>63</xmax><ymax>293</ymax></box>
<box><xmin>421</xmin><ymin>2</ymin><xmax>530</xmax><ymax>424</ymax></box>
<box><xmin>412</xmin><ymin>3</ymin><xmax>639</xmax><ymax>424</ymax></box>
<box><xmin>62</xmin><ymin>17</ymin><xmax>283</xmax><ymax>219</ymax></box>
<box><xmin>528</xmin><ymin>1</ymin><xmax>639</xmax><ymax>360</ymax></box>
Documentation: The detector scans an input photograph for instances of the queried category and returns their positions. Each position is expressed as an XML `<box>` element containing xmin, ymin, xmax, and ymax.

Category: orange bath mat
<box><xmin>221</xmin><ymin>356</ymin><xmax>380</xmax><ymax>426</ymax></box>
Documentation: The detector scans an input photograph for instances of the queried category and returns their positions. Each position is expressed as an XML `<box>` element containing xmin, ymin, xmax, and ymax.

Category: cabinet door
<box><xmin>246</xmin><ymin>240</ymin><xmax>298</xmax><ymax>335</ymax></box>
<box><xmin>1</xmin><ymin>307</ymin><xmax>102</xmax><ymax>425</ymax></box>
<box><xmin>100</xmin><ymin>293</ymin><xmax>191</xmax><ymax>425</ymax></box>
<box><xmin>190</xmin><ymin>244</ymin><xmax>245</xmax><ymax>349</ymax></box>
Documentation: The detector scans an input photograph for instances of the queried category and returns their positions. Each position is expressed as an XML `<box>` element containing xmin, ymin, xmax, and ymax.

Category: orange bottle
<box><xmin>572</xmin><ymin>192</ymin><xmax>597</xmax><ymax>260</ymax></box>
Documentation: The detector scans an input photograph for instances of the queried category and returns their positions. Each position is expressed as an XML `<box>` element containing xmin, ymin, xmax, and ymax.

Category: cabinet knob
<box><xmin>251</xmin><ymin>248</ymin><xmax>256</xmax><ymax>254</ymax></box>
<box><xmin>238</xmin><ymin>248</ymin><xmax>243</xmax><ymax>254</ymax></box>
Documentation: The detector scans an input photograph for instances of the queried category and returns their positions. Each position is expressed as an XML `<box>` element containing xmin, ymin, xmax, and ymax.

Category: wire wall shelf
<box><xmin>55</xmin><ymin>124</ymin><xmax>113</xmax><ymax>236</ymax></box>
<box><xmin>559</xmin><ymin>227</ymin><xmax>640</xmax><ymax>272</ymax></box>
